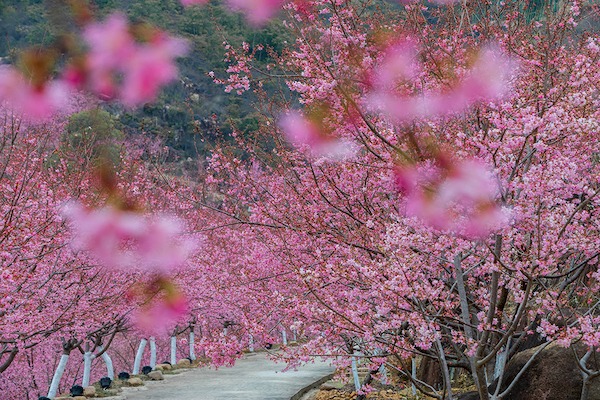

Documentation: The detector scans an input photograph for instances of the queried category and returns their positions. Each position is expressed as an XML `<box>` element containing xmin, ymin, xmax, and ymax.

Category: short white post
<box><xmin>149</xmin><ymin>337</ymin><xmax>157</xmax><ymax>368</ymax></box>
<box><xmin>351</xmin><ymin>355</ymin><xmax>361</xmax><ymax>392</ymax></box>
<box><xmin>170</xmin><ymin>336</ymin><xmax>177</xmax><ymax>365</ymax></box>
<box><xmin>189</xmin><ymin>330</ymin><xmax>196</xmax><ymax>361</ymax></box>
<box><xmin>411</xmin><ymin>357</ymin><xmax>417</xmax><ymax>395</ymax></box>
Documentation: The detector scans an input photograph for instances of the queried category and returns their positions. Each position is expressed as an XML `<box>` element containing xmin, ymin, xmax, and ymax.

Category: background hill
<box><xmin>0</xmin><ymin>0</ymin><xmax>291</xmax><ymax>158</ymax></box>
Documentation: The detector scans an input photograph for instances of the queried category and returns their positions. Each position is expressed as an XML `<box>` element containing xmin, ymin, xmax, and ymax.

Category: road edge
<box><xmin>289</xmin><ymin>372</ymin><xmax>335</xmax><ymax>400</ymax></box>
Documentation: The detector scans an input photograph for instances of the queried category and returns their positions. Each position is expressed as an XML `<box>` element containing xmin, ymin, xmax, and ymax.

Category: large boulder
<box><xmin>83</xmin><ymin>385</ymin><xmax>96</xmax><ymax>397</ymax></box>
<box><xmin>157</xmin><ymin>363</ymin><xmax>172</xmax><ymax>370</ymax></box>
<box><xmin>177</xmin><ymin>358</ymin><xmax>191</xmax><ymax>368</ymax></box>
<box><xmin>495</xmin><ymin>342</ymin><xmax>600</xmax><ymax>400</ymax></box>
<box><xmin>127</xmin><ymin>377</ymin><xmax>143</xmax><ymax>387</ymax></box>
<box><xmin>147</xmin><ymin>370</ymin><xmax>164</xmax><ymax>381</ymax></box>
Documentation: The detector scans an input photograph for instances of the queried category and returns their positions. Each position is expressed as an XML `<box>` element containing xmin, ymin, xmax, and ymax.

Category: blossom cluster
<box><xmin>62</xmin><ymin>201</ymin><xmax>195</xmax><ymax>273</ymax></box>
<box><xmin>0</xmin><ymin>13</ymin><xmax>188</xmax><ymax>120</ymax></box>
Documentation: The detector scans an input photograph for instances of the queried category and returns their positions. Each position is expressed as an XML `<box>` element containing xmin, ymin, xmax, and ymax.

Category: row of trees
<box><xmin>0</xmin><ymin>105</ymin><xmax>305</xmax><ymax>398</ymax></box>
<box><xmin>2</xmin><ymin>0</ymin><xmax>600</xmax><ymax>399</ymax></box>
<box><xmin>199</xmin><ymin>1</ymin><xmax>600</xmax><ymax>399</ymax></box>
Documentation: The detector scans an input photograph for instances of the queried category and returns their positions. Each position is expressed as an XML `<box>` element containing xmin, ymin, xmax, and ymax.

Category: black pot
<box><xmin>70</xmin><ymin>385</ymin><xmax>84</xmax><ymax>396</ymax></box>
<box><xmin>118</xmin><ymin>371</ymin><xmax>130</xmax><ymax>380</ymax></box>
<box><xmin>99</xmin><ymin>376</ymin><xmax>112</xmax><ymax>389</ymax></box>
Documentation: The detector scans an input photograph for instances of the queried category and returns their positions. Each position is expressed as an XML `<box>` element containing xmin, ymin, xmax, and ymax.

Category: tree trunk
<box><xmin>47</xmin><ymin>354</ymin><xmax>70</xmax><ymax>398</ymax></box>
<box><xmin>132</xmin><ymin>338</ymin><xmax>147</xmax><ymax>375</ymax></box>
<box><xmin>98</xmin><ymin>346</ymin><xmax>114</xmax><ymax>379</ymax></box>
<box><xmin>581</xmin><ymin>375</ymin><xmax>590</xmax><ymax>400</ymax></box>
<box><xmin>82</xmin><ymin>351</ymin><xmax>93</xmax><ymax>387</ymax></box>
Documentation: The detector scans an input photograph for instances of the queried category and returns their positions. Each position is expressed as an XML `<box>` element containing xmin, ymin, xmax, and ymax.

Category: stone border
<box><xmin>290</xmin><ymin>373</ymin><xmax>335</xmax><ymax>400</ymax></box>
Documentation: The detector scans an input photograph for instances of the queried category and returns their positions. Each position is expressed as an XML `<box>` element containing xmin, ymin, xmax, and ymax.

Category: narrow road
<box><xmin>122</xmin><ymin>352</ymin><xmax>334</xmax><ymax>400</ymax></box>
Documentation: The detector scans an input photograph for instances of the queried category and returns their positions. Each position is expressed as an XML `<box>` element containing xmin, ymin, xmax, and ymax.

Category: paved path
<box><xmin>122</xmin><ymin>352</ymin><xmax>334</xmax><ymax>400</ymax></box>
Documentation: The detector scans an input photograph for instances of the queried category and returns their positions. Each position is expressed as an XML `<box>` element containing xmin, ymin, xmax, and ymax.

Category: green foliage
<box><xmin>62</xmin><ymin>108</ymin><xmax>124</xmax><ymax>167</ymax></box>
<box><xmin>0</xmin><ymin>0</ymin><xmax>293</xmax><ymax>157</ymax></box>
<box><xmin>66</xmin><ymin>109</ymin><xmax>123</xmax><ymax>145</ymax></box>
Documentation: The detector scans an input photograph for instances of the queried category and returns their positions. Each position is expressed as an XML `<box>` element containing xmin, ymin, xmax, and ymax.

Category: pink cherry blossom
<box><xmin>135</xmin><ymin>215</ymin><xmax>197</xmax><ymax>273</ymax></box>
<box><xmin>279</xmin><ymin>111</ymin><xmax>356</xmax><ymax>160</ymax></box>
<box><xmin>182</xmin><ymin>0</ymin><xmax>284</xmax><ymax>24</ymax></box>
<box><xmin>82</xmin><ymin>13</ymin><xmax>189</xmax><ymax>106</ymax></box>
<box><xmin>367</xmin><ymin>45</ymin><xmax>517</xmax><ymax>122</ymax></box>
<box><xmin>121</xmin><ymin>34</ymin><xmax>189</xmax><ymax>106</ymax></box>
<box><xmin>226</xmin><ymin>0</ymin><xmax>286</xmax><ymax>26</ymax></box>
<box><xmin>400</xmin><ymin>0</ymin><xmax>460</xmax><ymax>4</ymax></box>
<box><xmin>0</xmin><ymin>66</ymin><xmax>68</xmax><ymax>120</ymax></box>
<box><xmin>132</xmin><ymin>293</ymin><xmax>189</xmax><ymax>336</ymax></box>
<box><xmin>83</xmin><ymin>14</ymin><xmax>135</xmax><ymax>73</ymax></box>
<box><xmin>394</xmin><ymin>158</ymin><xmax>511</xmax><ymax>237</ymax></box>
<box><xmin>369</xmin><ymin>39</ymin><xmax>420</xmax><ymax>90</ymax></box>
<box><xmin>83</xmin><ymin>13</ymin><xmax>135</xmax><ymax>99</ymax></box>
<box><xmin>61</xmin><ymin>202</ymin><xmax>195</xmax><ymax>272</ymax></box>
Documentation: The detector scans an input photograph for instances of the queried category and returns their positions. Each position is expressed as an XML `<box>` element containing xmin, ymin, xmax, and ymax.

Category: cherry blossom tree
<box><xmin>3</xmin><ymin>1</ymin><xmax>600</xmax><ymax>400</ymax></box>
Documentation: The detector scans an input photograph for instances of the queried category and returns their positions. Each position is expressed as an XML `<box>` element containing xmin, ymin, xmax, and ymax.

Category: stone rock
<box><xmin>154</xmin><ymin>365</ymin><xmax>164</xmax><ymax>371</ymax></box>
<box><xmin>83</xmin><ymin>386</ymin><xmax>96</xmax><ymax>397</ymax></box>
<box><xmin>157</xmin><ymin>363</ymin><xmax>172</xmax><ymax>370</ymax></box>
<box><xmin>177</xmin><ymin>358</ymin><xmax>191</xmax><ymax>367</ymax></box>
<box><xmin>147</xmin><ymin>370</ymin><xmax>164</xmax><ymax>381</ymax></box>
<box><xmin>127</xmin><ymin>377</ymin><xmax>143</xmax><ymax>387</ymax></box>
<box><xmin>320</xmin><ymin>381</ymin><xmax>344</xmax><ymax>391</ymax></box>
<box><xmin>495</xmin><ymin>342</ymin><xmax>600</xmax><ymax>400</ymax></box>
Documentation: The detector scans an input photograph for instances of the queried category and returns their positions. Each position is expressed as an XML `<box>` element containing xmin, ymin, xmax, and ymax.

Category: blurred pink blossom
<box><xmin>121</xmin><ymin>34</ymin><xmax>189</xmax><ymax>106</ymax></box>
<box><xmin>0</xmin><ymin>66</ymin><xmax>68</xmax><ymax>120</ymax></box>
<box><xmin>279</xmin><ymin>111</ymin><xmax>356</xmax><ymax>160</ymax></box>
<box><xmin>133</xmin><ymin>294</ymin><xmax>189</xmax><ymax>335</ymax></box>
<box><xmin>367</xmin><ymin>45</ymin><xmax>517</xmax><ymax>122</ymax></box>
<box><xmin>394</xmin><ymin>159</ymin><xmax>511</xmax><ymax>238</ymax></box>
<box><xmin>62</xmin><ymin>202</ymin><xmax>195</xmax><ymax>273</ymax></box>
<box><xmin>82</xmin><ymin>13</ymin><xmax>188</xmax><ymax>106</ymax></box>
<box><xmin>226</xmin><ymin>0</ymin><xmax>286</xmax><ymax>26</ymax></box>
<box><xmin>83</xmin><ymin>13</ymin><xmax>135</xmax><ymax>99</ymax></box>
<box><xmin>84</xmin><ymin>14</ymin><xmax>134</xmax><ymax>72</ymax></box>
<box><xmin>369</xmin><ymin>39</ymin><xmax>420</xmax><ymax>90</ymax></box>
